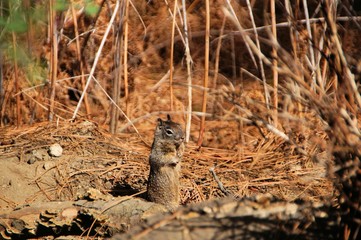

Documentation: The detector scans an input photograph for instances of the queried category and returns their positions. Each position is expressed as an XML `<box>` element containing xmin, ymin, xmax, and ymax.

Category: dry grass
<box><xmin>0</xmin><ymin>0</ymin><xmax>360</xmax><ymax>238</ymax></box>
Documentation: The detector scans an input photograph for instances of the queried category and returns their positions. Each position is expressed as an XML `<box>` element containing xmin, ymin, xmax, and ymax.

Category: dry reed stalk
<box><xmin>302</xmin><ymin>0</ymin><xmax>317</xmax><ymax>90</ymax></box>
<box><xmin>315</xmin><ymin>23</ymin><xmax>326</xmax><ymax>91</ymax></box>
<box><xmin>110</xmin><ymin>61</ymin><xmax>120</xmax><ymax>134</ymax></box>
<box><xmin>284</xmin><ymin>0</ymin><xmax>298</xmax><ymax>60</ymax></box>
<box><xmin>23</xmin><ymin>0</ymin><xmax>33</xmax><ymax>54</ymax></box>
<box><xmin>225</xmin><ymin>0</ymin><xmax>258</xmax><ymax>70</ymax></box>
<box><xmin>48</xmin><ymin>0</ymin><xmax>58</xmax><ymax>122</ymax></box>
<box><xmin>164</xmin><ymin>0</ymin><xmax>186</xmax><ymax>48</ymax></box>
<box><xmin>118</xmin><ymin>110</ymin><xmax>211</xmax><ymax>133</ymax></box>
<box><xmin>11</xmin><ymin>32</ymin><xmax>21</xmax><ymax>127</ymax></box>
<box><xmin>72</xmin><ymin>1</ymin><xmax>119</xmax><ymax>120</ymax></box>
<box><xmin>124</xmin><ymin>0</ymin><xmax>130</xmax><ymax>117</ymax></box>
<box><xmin>91</xmin><ymin>76</ymin><xmax>148</xmax><ymax>145</ymax></box>
<box><xmin>0</xmin><ymin>51</ymin><xmax>3</xmax><ymax>126</ymax></box>
<box><xmin>245</xmin><ymin>0</ymin><xmax>270</xmax><ymax>111</ymax></box>
<box><xmin>0</xmin><ymin>0</ymin><xmax>3</xmax><ymax>125</ymax></box>
<box><xmin>245</xmin><ymin>16</ymin><xmax>361</xmax><ymax>32</ymax></box>
<box><xmin>110</xmin><ymin>1</ymin><xmax>125</xmax><ymax>134</ymax></box>
<box><xmin>71</xmin><ymin>3</ymin><xmax>90</xmax><ymax>117</ymax></box>
<box><xmin>169</xmin><ymin>0</ymin><xmax>178</xmax><ymax>111</ymax></box>
<box><xmin>181</xmin><ymin>0</ymin><xmax>192</xmax><ymax>143</ymax></box>
<box><xmin>211</xmin><ymin>16</ymin><xmax>226</xmax><ymax>114</ymax></box>
<box><xmin>323</xmin><ymin>1</ymin><xmax>361</xmax><ymax>110</ymax></box>
<box><xmin>270</xmin><ymin>0</ymin><xmax>278</xmax><ymax>127</ymax></box>
<box><xmin>197</xmin><ymin>0</ymin><xmax>210</xmax><ymax>147</ymax></box>
<box><xmin>230</xmin><ymin>36</ymin><xmax>236</xmax><ymax>78</ymax></box>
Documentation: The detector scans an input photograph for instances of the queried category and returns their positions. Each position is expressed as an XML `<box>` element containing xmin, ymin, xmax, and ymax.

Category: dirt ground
<box><xmin>2</xmin><ymin>0</ymin><xmax>360</xmax><ymax>238</ymax></box>
<box><xmin>0</xmin><ymin>112</ymin><xmax>334</xmax><ymax>209</ymax></box>
<box><xmin>0</xmin><ymin>116</ymin><xmax>335</xmax><ymax>238</ymax></box>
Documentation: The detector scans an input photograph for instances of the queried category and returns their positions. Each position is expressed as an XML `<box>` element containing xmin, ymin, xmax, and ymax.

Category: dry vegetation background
<box><xmin>0</xmin><ymin>0</ymin><xmax>360</xmax><ymax>239</ymax></box>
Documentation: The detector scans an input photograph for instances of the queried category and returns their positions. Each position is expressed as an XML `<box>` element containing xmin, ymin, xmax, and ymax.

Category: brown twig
<box><xmin>71</xmin><ymin>3</ymin><xmax>91</xmax><ymax>117</ymax></box>
<box><xmin>209</xmin><ymin>167</ymin><xmax>231</xmax><ymax>197</ymax></box>
<box><xmin>48</xmin><ymin>0</ymin><xmax>58</xmax><ymax>122</ymax></box>
<box><xmin>169</xmin><ymin>0</ymin><xmax>177</xmax><ymax>111</ymax></box>
<box><xmin>197</xmin><ymin>0</ymin><xmax>210</xmax><ymax>147</ymax></box>
<box><xmin>270</xmin><ymin>0</ymin><xmax>278</xmax><ymax>127</ymax></box>
<box><xmin>11</xmin><ymin>31</ymin><xmax>21</xmax><ymax>127</ymax></box>
<box><xmin>123</xmin><ymin>0</ymin><xmax>130</xmax><ymax>116</ymax></box>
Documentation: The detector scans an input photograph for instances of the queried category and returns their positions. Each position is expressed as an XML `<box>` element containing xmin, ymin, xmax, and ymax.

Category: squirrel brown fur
<box><xmin>147</xmin><ymin>115</ymin><xmax>184</xmax><ymax>211</ymax></box>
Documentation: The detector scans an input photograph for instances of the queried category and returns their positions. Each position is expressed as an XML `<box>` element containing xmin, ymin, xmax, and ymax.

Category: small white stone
<box><xmin>49</xmin><ymin>143</ymin><xmax>63</xmax><ymax>157</ymax></box>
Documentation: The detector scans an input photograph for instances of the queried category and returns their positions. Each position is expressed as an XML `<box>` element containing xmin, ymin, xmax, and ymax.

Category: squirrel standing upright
<box><xmin>147</xmin><ymin>115</ymin><xmax>184</xmax><ymax>211</ymax></box>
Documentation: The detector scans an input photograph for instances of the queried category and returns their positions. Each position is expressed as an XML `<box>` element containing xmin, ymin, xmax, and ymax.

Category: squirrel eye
<box><xmin>165</xmin><ymin>128</ymin><xmax>174</xmax><ymax>135</ymax></box>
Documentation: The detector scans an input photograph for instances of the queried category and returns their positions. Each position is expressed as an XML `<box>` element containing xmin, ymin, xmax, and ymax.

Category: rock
<box><xmin>27</xmin><ymin>155</ymin><xmax>37</xmax><ymax>164</ymax></box>
<box><xmin>27</xmin><ymin>149</ymin><xmax>49</xmax><ymax>164</ymax></box>
<box><xmin>48</xmin><ymin>143</ymin><xmax>63</xmax><ymax>157</ymax></box>
<box><xmin>27</xmin><ymin>150</ymin><xmax>44</xmax><ymax>164</ymax></box>
<box><xmin>43</xmin><ymin>161</ymin><xmax>56</xmax><ymax>170</ymax></box>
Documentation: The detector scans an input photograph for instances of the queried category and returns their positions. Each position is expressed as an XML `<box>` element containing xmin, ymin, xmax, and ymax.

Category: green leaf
<box><xmin>8</xmin><ymin>10</ymin><xmax>28</xmax><ymax>33</ymax></box>
<box><xmin>85</xmin><ymin>2</ymin><xmax>99</xmax><ymax>17</ymax></box>
<box><xmin>55</xmin><ymin>0</ymin><xmax>69</xmax><ymax>11</ymax></box>
<box><xmin>8</xmin><ymin>20</ymin><xmax>28</xmax><ymax>32</ymax></box>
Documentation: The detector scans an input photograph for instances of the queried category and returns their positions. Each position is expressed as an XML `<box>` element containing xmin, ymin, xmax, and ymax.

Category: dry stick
<box><xmin>49</xmin><ymin>0</ymin><xmax>58</xmax><ymax>122</ymax></box>
<box><xmin>181</xmin><ymin>0</ymin><xmax>192</xmax><ymax>143</ymax></box>
<box><xmin>222</xmin><ymin>9</ymin><xmax>314</xmax><ymax>149</ymax></box>
<box><xmin>128</xmin><ymin>0</ymin><xmax>147</xmax><ymax>36</ymax></box>
<box><xmin>164</xmin><ymin>0</ymin><xmax>186</xmax><ymax>46</ymax></box>
<box><xmin>119</xmin><ymin>110</ymin><xmax>211</xmax><ymax>132</ymax></box>
<box><xmin>23</xmin><ymin>0</ymin><xmax>33</xmax><ymax>54</ymax></box>
<box><xmin>247</xmin><ymin>16</ymin><xmax>361</xmax><ymax>32</ymax></box>
<box><xmin>72</xmin><ymin>1</ymin><xmax>119</xmax><ymax>119</ymax></box>
<box><xmin>187</xmin><ymin>0</ymin><xmax>201</xmax><ymax>13</ymax></box>
<box><xmin>11</xmin><ymin>32</ymin><xmax>21</xmax><ymax>127</ymax></box>
<box><xmin>110</xmin><ymin>2</ymin><xmax>125</xmax><ymax>134</ymax></box>
<box><xmin>133</xmin><ymin>16</ymin><xmax>361</xmax><ymax>62</ymax></box>
<box><xmin>209</xmin><ymin>167</ymin><xmax>231</xmax><ymax>197</ymax></box>
<box><xmin>15</xmin><ymin>75</ymin><xmax>91</xmax><ymax>95</ymax></box>
<box><xmin>246</xmin><ymin>0</ymin><xmax>270</xmax><ymax>111</ymax></box>
<box><xmin>225</xmin><ymin>0</ymin><xmax>258</xmax><ymax>70</ymax></box>
<box><xmin>91</xmin><ymin>76</ymin><xmax>149</xmax><ymax>146</ymax></box>
<box><xmin>324</xmin><ymin>3</ymin><xmax>361</xmax><ymax>110</ymax></box>
<box><xmin>197</xmin><ymin>0</ymin><xmax>210</xmax><ymax>147</ymax></box>
<box><xmin>80</xmin><ymin>0</ymin><xmax>106</xmax><ymax>57</ymax></box>
<box><xmin>302</xmin><ymin>0</ymin><xmax>317</xmax><ymax>90</ymax></box>
<box><xmin>0</xmin><ymin>50</ymin><xmax>3</xmax><ymax>126</ymax></box>
<box><xmin>211</xmin><ymin>16</ymin><xmax>226</xmax><ymax>114</ymax></box>
<box><xmin>315</xmin><ymin>23</ymin><xmax>327</xmax><ymax>91</ymax></box>
<box><xmin>284</xmin><ymin>0</ymin><xmax>297</xmax><ymax>59</ymax></box>
<box><xmin>150</xmin><ymin>69</ymin><xmax>171</xmax><ymax>92</ymax></box>
<box><xmin>169</xmin><ymin>0</ymin><xmax>178</xmax><ymax>111</ymax></box>
<box><xmin>230</xmin><ymin>35</ymin><xmax>236</xmax><ymax>79</ymax></box>
<box><xmin>284</xmin><ymin>0</ymin><xmax>304</xmax><ymax>119</ymax></box>
<box><xmin>271</xmin><ymin>0</ymin><xmax>278</xmax><ymax>128</ymax></box>
<box><xmin>124</xmin><ymin>0</ymin><xmax>130</xmax><ymax>116</ymax></box>
<box><xmin>71</xmin><ymin>3</ymin><xmax>91</xmax><ymax>117</ymax></box>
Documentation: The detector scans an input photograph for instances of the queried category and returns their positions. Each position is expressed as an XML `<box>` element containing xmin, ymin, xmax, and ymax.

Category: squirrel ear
<box><xmin>157</xmin><ymin>118</ymin><xmax>163</xmax><ymax>125</ymax></box>
<box><xmin>167</xmin><ymin>114</ymin><xmax>171</xmax><ymax>121</ymax></box>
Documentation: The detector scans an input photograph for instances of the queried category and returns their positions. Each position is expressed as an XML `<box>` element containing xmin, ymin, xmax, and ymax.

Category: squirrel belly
<box><xmin>147</xmin><ymin>164</ymin><xmax>180</xmax><ymax>211</ymax></box>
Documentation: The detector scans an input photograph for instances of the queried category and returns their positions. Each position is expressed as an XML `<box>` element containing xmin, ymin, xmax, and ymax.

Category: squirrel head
<box><xmin>154</xmin><ymin>115</ymin><xmax>184</xmax><ymax>146</ymax></box>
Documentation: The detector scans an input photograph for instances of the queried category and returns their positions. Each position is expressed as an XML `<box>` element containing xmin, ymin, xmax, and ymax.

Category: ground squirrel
<box><xmin>147</xmin><ymin>115</ymin><xmax>184</xmax><ymax>211</ymax></box>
